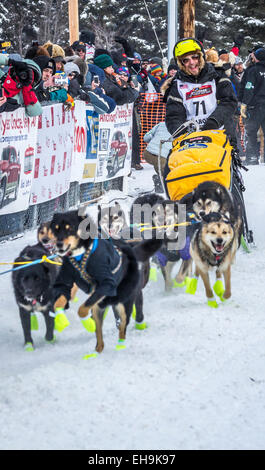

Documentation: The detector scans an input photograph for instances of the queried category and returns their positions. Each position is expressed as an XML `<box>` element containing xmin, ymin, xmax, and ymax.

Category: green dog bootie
<box><xmin>132</xmin><ymin>305</ymin><xmax>137</xmax><ymax>320</ymax></box>
<box><xmin>173</xmin><ymin>279</ymin><xmax>186</xmax><ymax>288</ymax></box>
<box><xmin>149</xmin><ymin>265</ymin><xmax>158</xmax><ymax>282</ymax></box>
<box><xmin>115</xmin><ymin>339</ymin><xmax>126</xmax><ymax>351</ymax></box>
<box><xmin>54</xmin><ymin>308</ymin><xmax>70</xmax><ymax>332</ymax></box>
<box><xmin>213</xmin><ymin>280</ymin><xmax>225</xmax><ymax>300</ymax></box>
<box><xmin>135</xmin><ymin>321</ymin><xmax>148</xmax><ymax>330</ymax></box>
<box><xmin>207</xmin><ymin>297</ymin><xmax>219</xmax><ymax>309</ymax></box>
<box><xmin>30</xmin><ymin>313</ymin><xmax>39</xmax><ymax>331</ymax></box>
<box><xmin>24</xmin><ymin>342</ymin><xmax>34</xmax><ymax>352</ymax></box>
<box><xmin>185</xmin><ymin>277</ymin><xmax>198</xmax><ymax>295</ymax></box>
<box><xmin>81</xmin><ymin>316</ymin><xmax>96</xmax><ymax>333</ymax></box>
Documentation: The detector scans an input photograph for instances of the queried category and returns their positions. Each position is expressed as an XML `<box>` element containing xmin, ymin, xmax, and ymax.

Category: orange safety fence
<box><xmin>137</xmin><ymin>93</ymin><xmax>166</xmax><ymax>160</ymax></box>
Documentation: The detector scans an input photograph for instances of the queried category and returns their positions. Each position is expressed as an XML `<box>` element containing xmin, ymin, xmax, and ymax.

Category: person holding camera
<box><xmin>94</xmin><ymin>54</ymin><xmax>139</xmax><ymax>106</ymax></box>
<box><xmin>0</xmin><ymin>53</ymin><xmax>42</xmax><ymax>116</ymax></box>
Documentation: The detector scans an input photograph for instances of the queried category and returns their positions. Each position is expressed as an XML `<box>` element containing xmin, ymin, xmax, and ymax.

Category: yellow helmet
<box><xmin>174</xmin><ymin>38</ymin><xmax>203</xmax><ymax>58</ymax></box>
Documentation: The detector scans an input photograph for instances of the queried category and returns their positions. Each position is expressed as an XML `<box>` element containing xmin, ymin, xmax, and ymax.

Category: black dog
<box><xmin>12</xmin><ymin>244</ymin><xmax>58</xmax><ymax>350</ymax></box>
<box><xmin>49</xmin><ymin>210</ymin><xmax>162</xmax><ymax>353</ymax></box>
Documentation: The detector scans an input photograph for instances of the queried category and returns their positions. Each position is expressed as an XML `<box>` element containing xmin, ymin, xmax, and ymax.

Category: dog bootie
<box><xmin>31</xmin><ymin>313</ymin><xmax>39</xmax><ymax>331</ymax></box>
<box><xmin>149</xmin><ymin>264</ymin><xmax>158</xmax><ymax>282</ymax></box>
<box><xmin>115</xmin><ymin>339</ymin><xmax>126</xmax><ymax>350</ymax></box>
<box><xmin>185</xmin><ymin>277</ymin><xmax>198</xmax><ymax>295</ymax></box>
<box><xmin>135</xmin><ymin>321</ymin><xmax>148</xmax><ymax>330</ymax></box>
<box><xmin>81</xmin><ymin>315</ymin><xmax>96</xmax><ymax>333</ymax></box>
<box><xmin>24</xmin><ymin>342</ymin><xmax>34</xmax><ymax>352</ymax></box>
<box><xmin>54</xmin><ymin>308</ymin><xmax>70</xmax><ymax>332</ymax></box>
<box><xmin>173</xmin><ymin>279</ymin><xmax>186</xmax><ymax>288</ymax></box>
<box><xmin>207</xmin><ymin>297</ymin><xmax>219</xmax><ymax>308</ymax></box>
<box><xmin>213</xmin><ymin>280</ymin><xmax>225</xmax><ymax>301</ymax></box>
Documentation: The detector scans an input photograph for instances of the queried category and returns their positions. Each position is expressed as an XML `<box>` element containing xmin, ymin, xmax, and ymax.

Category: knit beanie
<box><xmin>254</xmin><ymin>47</ymin><xmax>265</xmax><ymax>62</ymax></box>
<box><xmin>116</xmin><ymin>66</ymin><xmax>130</xmax><ymax>76</ymax></box>
<box><xmin>64</xmin><ymin>62</ymin><xmax>80</xmax><ymax>75</ymax></box>
<box><xmin>94</xmin><ymin>54</ymin><xmax>114</xmax><ymax>70</ymax></box>
<box><xmin>150</xmin><ymin>64</ymin><xmax>162</xmax><ymax>76</ymax></box>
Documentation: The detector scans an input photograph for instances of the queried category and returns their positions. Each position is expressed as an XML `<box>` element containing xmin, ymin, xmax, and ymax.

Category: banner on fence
<box><xmin>82</xmin><ymin>107</ymin><xmax>100</xmax><ymax>182</ymax></box>
<box><xmin>0</xmin><ymin>108</ymin><xmax>38</xmax><ymax>215</ymax></box>
<box><xmin>30</xmin><ymin>103</ymin><xmax>74</xmax><ymax>205</ymax></box>
<box><xmin>71</xmin><ymin>100</ymin><xmax>88</xmax><ymax>184</ymax></box>
<box><xmin>95</xmin><ymin>103</ymin><xmax>133</xmax><ymax>182</ymax></box>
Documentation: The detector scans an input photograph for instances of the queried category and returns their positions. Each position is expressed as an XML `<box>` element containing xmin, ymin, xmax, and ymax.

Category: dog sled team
<box><xmin>11</xmin><ymin>38</ymin><xmax>254</xmax><ymax>355</ymax></box>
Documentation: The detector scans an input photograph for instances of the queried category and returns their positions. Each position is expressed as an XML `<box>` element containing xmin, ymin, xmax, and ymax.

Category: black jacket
<box><xmin>103</xmin><ymin>74</ymin><xmax>139</xmax><ymax>106</ymax></box>
<box><xmin>52</xmin><ymin>239</ymin><xmax>124</xmax><ymax>308</ymax></box>
<box><xmin>165</xmin><ymin>62</ymin><xmax>237</xmax><ymax>137</ymax></box>
<box><xmin>240</xmin><ymin>60</ymin><xmax>265</xmax><ymax>107</ymax></box>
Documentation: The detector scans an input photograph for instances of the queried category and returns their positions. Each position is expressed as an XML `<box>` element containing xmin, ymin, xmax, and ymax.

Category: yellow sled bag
<box><xmin>166</xmin><ymin>130</ymin><xmax>233</xmax><ymax>201</ymax></box>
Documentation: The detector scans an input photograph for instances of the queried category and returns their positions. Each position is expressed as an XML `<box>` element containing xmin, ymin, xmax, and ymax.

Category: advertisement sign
<box><xmin>0</xmin><ymin>108</ymin><xmax>38</xmax><ymax>215</ymax></box>
<box><xmin>82</xmin><ymin>107</ymin><xmax>99</xmax><ymax>181</ymax></box>
<box><xmin>30</xmin><ymin>104</ymin><xmax>74</xmax><ymax>205</ymax></box>
<box><xmin>71</xmin><ymin>100</ymin><xmax>88</xmax><ymax>183</ymax></box>
<box><xmin>95</xmin><ymin>103</ymin><xmax>133</xmax><ymax>182</ymax></box>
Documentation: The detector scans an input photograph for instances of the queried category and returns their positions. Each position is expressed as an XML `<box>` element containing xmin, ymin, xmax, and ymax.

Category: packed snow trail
<box><xmin>0</xmin><ymin>165</ymin><xmax>264</xmax><ymax>450</ymax></box>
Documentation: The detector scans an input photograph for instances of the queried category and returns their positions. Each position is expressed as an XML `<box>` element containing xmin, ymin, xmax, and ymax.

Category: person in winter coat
<box><xmin>240</xmin><ymin>47</ymin><xmax>265</xmax><ymax>165</ymax></box>
<box><xmin>0</xmin><ymin>54</ymin><xmax>42</xmax><ymax>116</ymax></box>
<box><xmin>94</xmin><ymin>54</ymin><xmax>138</xmax><ymax>106</ymax></box>
<box><xmin>165</xmin><ymin>38</ymin><xmax>238</xmax><ymax>146</ymax></box>
<box><xmin>64</xmin><ymin>61</ymin><xmax>115</xmax><ymax>115</ymax></box>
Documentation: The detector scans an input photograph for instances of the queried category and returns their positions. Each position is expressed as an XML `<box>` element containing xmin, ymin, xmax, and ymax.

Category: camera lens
<box><xmin>19</xmin><ymin>71</ymin><xmax>28</xmax><ymax>80</ymax></box>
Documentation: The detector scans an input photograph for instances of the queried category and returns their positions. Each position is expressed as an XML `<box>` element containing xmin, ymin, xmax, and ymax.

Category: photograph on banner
<box><xmin>71</xmin><ymin>100</ymin><xmax>87</xmax><ymax>184</ymax></box>
<box><xmin>0</xmin><ymin>108</ymin><xmax>38</xmax><ymax>215</ymax></box>
<box><xmin>30</xmin><ymin>103</ymin><xmax>74</xmax><ymax>205</ymax></box>
<box><xmin>82</xmin><ymin>107</ymin><xmax>100</xmax><ymax>182</ymax></box>
<box><xmin>95</xmin><ymin>103</ymin><xmax>133</xmax><ymax>183</ymax></box>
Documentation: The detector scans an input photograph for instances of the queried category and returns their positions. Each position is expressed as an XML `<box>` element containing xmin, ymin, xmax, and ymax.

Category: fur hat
<box><xmin>73</xmin><ymin>57</ymin><xmax>88</xmax><ymax>77</ymax></box>
<box><xmin>94</xmin><ymin>54</ymin><xmax>114</xmax><ymax>70</ymax></box>
<box><xmin>205</xmin><ymin>48</ymin><xmax>219</xmax><ymax>63</ymax></box>
<box><xmin>43</xmin><ymin>41</ymin><xmax>65</xmax><ymax>61</ymax></box>
<box><xmin>24</xmin><ymin>45</ymin><xmax>50</xmax><ymax>60</ymax></box>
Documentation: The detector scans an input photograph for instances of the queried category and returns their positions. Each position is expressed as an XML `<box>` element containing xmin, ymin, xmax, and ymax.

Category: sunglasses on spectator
<box><xmin>76</xmin><ymin>49</ymin><xmax>85</xmax><ymax>53</ymax></box>
<box><xmin>68</xmin><ymin>72</ymin><xmax>76</xmax><ymax>77</ymax></box>
<box><xmin>181</xmin><ymin>54</ymin><xmax>200</xmax><ymax>65</ymax></box>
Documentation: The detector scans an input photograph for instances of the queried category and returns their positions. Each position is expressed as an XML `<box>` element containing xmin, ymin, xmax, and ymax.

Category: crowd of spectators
<box><xmin>0</xmin><ymin>31</ymin><xmax>264</xmax><ymax>174</ymax></box>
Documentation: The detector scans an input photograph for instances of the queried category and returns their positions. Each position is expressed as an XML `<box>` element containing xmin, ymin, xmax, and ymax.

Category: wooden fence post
<box><xmin>179</xmin><ymin>0</ymin><xmax>195</xmax><ymax>38</ymax></box>
<box><xmin>68</xmin><ymin>0</ymin><xmax>79</xmax><ymax>45</ymax></box>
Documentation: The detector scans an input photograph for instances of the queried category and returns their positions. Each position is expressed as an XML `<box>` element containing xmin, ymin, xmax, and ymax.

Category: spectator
<box><xmin>71</xmin><ymin>41</ymin><xmax>86</xmax><ymax>62</ymax></box>
<box><xmin>32</xmin><ymin>55</ymin><xmax>56</xmax><ymax>102</ymax></box>
<box><xmin>240</xmin><ymin>47</ymin><xmax>265</xmax><ymax>165</ymax></box>
<box><xmin>64</xmin><ymin>60</ymin><xmax>115</xmax><ymax>114</ymax></box>
<box><xmin>0</xmin><ymin>54</ymin><xmax>42</xmax><ymax>116</ymax></box>
<box><xmin>94</xmin><ymin>54</ymin><xmax>138</xmax><ymax>106</ymax></box>
<box><xmin>42</xmin><ymin>41</ymin><xmax>66</xmax><ymax>71</ymax></box>
<box><xmin>149</xmin><ymin>64</ymin><xmax>167</xmax><ymax>91</ymax></box>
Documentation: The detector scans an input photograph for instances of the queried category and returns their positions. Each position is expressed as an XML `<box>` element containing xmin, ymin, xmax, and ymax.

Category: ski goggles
<box><xmin>174</xmin><ymin>38</ymin><xmax>202</xmax><ymax>58</ymax></box>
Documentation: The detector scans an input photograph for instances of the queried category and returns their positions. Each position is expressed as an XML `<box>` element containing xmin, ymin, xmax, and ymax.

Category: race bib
<box><xmin>177</xmin><ymin>80</ymin><xmax>217</xmax><ymax>128</ymax></box>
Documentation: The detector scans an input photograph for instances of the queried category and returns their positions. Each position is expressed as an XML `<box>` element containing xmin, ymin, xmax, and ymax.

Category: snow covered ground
<box><xmin>0</xmin><ymin>163</ymin><xmax>265</xmax><ymax>451</ymax></box>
